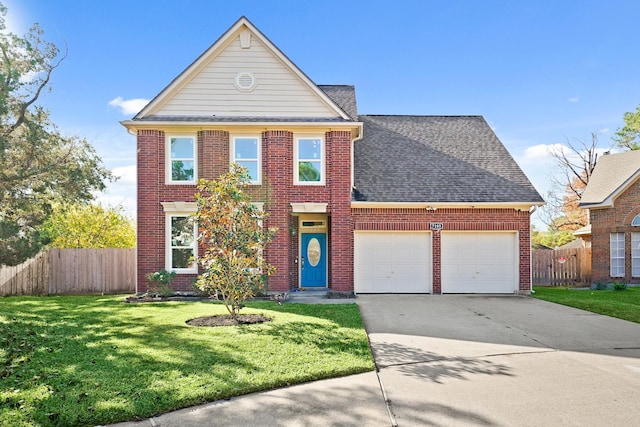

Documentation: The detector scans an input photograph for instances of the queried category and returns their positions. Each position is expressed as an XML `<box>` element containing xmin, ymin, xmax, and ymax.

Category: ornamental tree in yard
<box><xmin>193</xmin><ymin>164</ymin><xmax>277</xmax><ymax>320</ymax></box>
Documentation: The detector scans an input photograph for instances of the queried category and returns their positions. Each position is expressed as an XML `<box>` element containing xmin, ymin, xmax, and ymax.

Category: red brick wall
<box><xmin>138</xmin><ymin>127</ymin><xmax>532</xmax><ymax>294</ymax></box>
<box><xmin>136</xmin><ymin>127</ymin><xmax>354</xmax><ymax>293</ymax></box>
<box><xmin>352</xmin><ymin>208</ymin><xmax>533</xmax><ymax>293</ymax></box>
<box><xmin>137</xmin><ymin>130</ymin><xmax>163</xmax><ymax>293</ymax></box>
<box><xmin>590</xmin><ymin>177</ymin><xmax>640</xmax><ymax>283</ymax></box>
<box><xmin>327</xmin><ymin>131</ymin><xmax>354</xmax><ymax>292</ymax></box>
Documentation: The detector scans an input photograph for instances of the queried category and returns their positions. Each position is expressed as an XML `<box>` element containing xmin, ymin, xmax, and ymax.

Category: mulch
<box><xmin>186</xmin><ymin>314</ymin><xmax>272</xmax><ymax>327</ymax></box>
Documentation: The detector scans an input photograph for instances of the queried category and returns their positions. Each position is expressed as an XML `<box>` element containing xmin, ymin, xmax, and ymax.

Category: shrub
<box><xmin>613</xmin><ymin>282</ymin><xmax>628</xmax><ymax>291</ymax></box>
<box><xmin>145</xmin><ymin>269</ymin><xmax>176</xmax><ymax>297</ymax></box>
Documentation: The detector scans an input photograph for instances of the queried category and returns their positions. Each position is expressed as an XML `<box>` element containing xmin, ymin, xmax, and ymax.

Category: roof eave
<box><xmin>350</xmin><ymin>201</ymin><xmax>545</xmax><ymax>210</ymax></box>
<box><xmin>120</xmin><ymin>119</ymin><xmax>363</xmax><ymax>138</ymax></box>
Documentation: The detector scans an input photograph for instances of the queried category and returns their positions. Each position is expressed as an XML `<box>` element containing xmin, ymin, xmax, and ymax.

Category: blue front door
<box><xmin>301</xmin><ymin>233</ymin><xmax>327</xmax><ymax>287</ymax></box>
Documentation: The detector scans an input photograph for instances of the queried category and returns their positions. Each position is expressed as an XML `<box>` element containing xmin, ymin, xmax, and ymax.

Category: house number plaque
<box><xmin>430</xmin><ymin>223</ymin><xmax>444</xmax><ymax>231</ymax></box>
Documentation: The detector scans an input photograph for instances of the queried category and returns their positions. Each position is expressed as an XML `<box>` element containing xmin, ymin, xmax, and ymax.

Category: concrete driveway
<box><xmin>357</xmin><ymin>294</ymin><xmax>640</xmax><ymax>426</ymax></box>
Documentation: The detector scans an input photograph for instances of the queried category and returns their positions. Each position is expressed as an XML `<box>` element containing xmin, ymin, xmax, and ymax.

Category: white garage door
<box><xmin>354</xmin><ymin>232</ymin><xmax>432</xmax><ymax>293</ymax></box>
<box><xmin>441</xmin><ymin>232</ymin><xmax>518</xmax><ymax>293</ymax></box>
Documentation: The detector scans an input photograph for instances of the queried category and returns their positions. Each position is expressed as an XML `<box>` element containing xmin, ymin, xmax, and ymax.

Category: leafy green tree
<box><xmin>532</xmin><ymin>226</ymin><xmax>576</xmax><ymax>249</ymax></box>
<box><xmin>40</xmin><ymin>203</ymin><xmax>135</xmax><ymax>248</ymax></box>
<box><xmin>0</xmin><ymin>3</ymin><xmax>112</xmax><ymax>265</ymax></box>
<box><xmin>194</xmin><ymin>164</ymin><xmax>277</xmax><ymax>321</ymax></box>
<box><xmin>614</xmin><ymin>104</ymin><xmax>640</xmax><ymax>150</ymax></box>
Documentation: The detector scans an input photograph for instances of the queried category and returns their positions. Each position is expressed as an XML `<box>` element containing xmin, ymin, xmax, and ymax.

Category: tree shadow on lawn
<box><xmin>0</xmin><ymin>297</ymin><xmax>304</xmax><ymax>426</ymax></box>
<box><xmin>244</xmin><ymin>301</ymin><xmax>366</xmax><ymax>329</ymax></box>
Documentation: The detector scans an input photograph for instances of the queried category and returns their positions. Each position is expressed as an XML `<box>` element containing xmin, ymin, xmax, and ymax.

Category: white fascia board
<box><xmin>120</xmin><ymin>120</ymin><xmax>363</xmax><ymax>138</ymax></box>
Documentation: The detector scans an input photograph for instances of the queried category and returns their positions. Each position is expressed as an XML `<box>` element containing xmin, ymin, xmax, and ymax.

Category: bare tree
<box><xmin>541</xmin><ymin>133</ymin><xmax>603</xmax><ymax>231</ymax></box>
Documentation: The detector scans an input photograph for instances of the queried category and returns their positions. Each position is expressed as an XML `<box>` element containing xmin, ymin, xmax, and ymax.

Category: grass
<box><xmin>0</xmin><ymin>296</ymin><xmax>374</xmax><ymax>427</ymax></box>
<box><xmin>532</xmin><ymin>286</ymin><xmax>640</xmax><ymax>324</ymax></box>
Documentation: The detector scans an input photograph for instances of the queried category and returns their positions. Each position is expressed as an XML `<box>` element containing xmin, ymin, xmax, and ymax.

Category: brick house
<box><xmin>579</xmin><ymin>150</ymin><xmax>640</xmax><ymax>284</ymax></box>
<box><xmin>122</xmin><ymin>17</ymin><xmax>544</xmax><ymax>295</ymax></box>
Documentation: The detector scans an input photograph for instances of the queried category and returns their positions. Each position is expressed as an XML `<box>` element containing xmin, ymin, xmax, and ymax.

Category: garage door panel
<box><xmin>442</xmin><ymin>232</ymin><xmax>518</xmax><ymax>294</ymax></box>
<box><xmin>355</xmin><ymin>232</ymin><xmax>432</xmax><ymax>293</ymax></box>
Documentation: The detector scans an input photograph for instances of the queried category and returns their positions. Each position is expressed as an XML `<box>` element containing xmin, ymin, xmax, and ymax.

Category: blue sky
<box><xmin>5</xmin><ymin>0</ymin><xmax>640</xmax><ymax>228</ymax></box>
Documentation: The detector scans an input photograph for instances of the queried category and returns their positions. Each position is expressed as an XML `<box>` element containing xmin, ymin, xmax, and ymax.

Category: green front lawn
<box><xmin>532</xmin><ymin>286</ymin><xmax>640</xmax><ymax>324</ymax></box>
<box><xmin>0</xmin><ymin>296</ymin><xmax>374</xmax><ymax>427</ymax></box>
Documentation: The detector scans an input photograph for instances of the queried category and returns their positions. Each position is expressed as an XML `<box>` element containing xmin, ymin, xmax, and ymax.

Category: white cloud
<box><xmin>522</xmin><ymin>143</ymin><xmax>564</xmax><ymax>163</ymax></box>
<box><xmin>93</xmin><ymin>164</ymin><xmax>137</xmax><ymax>218</ymax></box>
<box><xmin>112</xmin><ymin>165</ymin><xmax>136</xmax><ymax>185</ymax></box>
<box><xmin>108</xmin><ymin>96</ymin><xmax>150</xmax><ymax>116</ymax></box>
<box><xmin>568</xmin><ymin>96</ymin><xmax>580</xmax><ymax>103</ymax></box>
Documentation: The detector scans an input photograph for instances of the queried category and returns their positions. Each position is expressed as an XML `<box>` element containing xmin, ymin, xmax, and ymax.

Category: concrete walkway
<box><xmin>110</xmin><ymin>295</ymin><xmax>640</xmax><ymax>426</ymax></box>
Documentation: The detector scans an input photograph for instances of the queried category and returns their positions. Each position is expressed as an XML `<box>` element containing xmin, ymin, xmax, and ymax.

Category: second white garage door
<box><xmin>354</xmin><ymin>231</ymin><xmax>432</xmax><ymax>293</ymax></box>
<box><xmin>441</xmin><ymin>232</ymin><xmax>518</xmax><ymax>293</ymax></box>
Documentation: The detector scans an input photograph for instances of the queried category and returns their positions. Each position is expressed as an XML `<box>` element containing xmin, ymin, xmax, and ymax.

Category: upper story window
<box><xmin>295</xmin><ymin>136</ymin><xmax>324</xmax><ymax>185</ymax></box>
<box><xmin>632</xmin><ymin>214</ymin><xmax>640</xmax><ymax>226</ymax></box>
<box><xmin>168</xmin><ymin>136</ymin><xmax>196</xmax><ymax>183</ymax></box>
<box><xmin>232</xmin><ymin>136</ymin><xmax>261</xmax><ymax>184</ymax></box>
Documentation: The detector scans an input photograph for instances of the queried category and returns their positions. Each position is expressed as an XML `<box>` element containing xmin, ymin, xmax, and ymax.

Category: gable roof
<box><xmin>353</xmin><ymin>115</ymin><xmax>544</xmax><ymax>205</ymax></box>
<box><xmin>579</xmin><ymin>150</ymin><xmax>640</xmax><ymax>208</ymax></box>
<box><xmin>129</xmin><ymin>16</ymin><xmax>351</xmax><ymax>123</ymax></box>
<box><xmin>318</xmin><ymin>85</ymin><xmax>358</xmax><ymax>119</ymax></box>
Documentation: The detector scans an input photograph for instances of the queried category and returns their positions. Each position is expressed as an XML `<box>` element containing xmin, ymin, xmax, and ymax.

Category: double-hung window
<box><xmin>168</xmin><ymin>136</ymin><xmax>196</xmax><ymax>183</ymax></box>
<box><xmin>295</xmin><ymin>136</ymin><xmax>324</xmax><ymax>184</ymax></box>
<box><xmin>610</xmin><ymin>232</ymin><xmax>625</xmax><ymax>277</ymax></box>
<box><xmin>632</xmin><ymin>233</ymin><xmax>640</xmax><ymax>277</ymax></box>
<box><xmin>168</xmin><ymin>214</ymin><xmax>197</xmax><ymax>273</ymax></box>
<box><xmin>232</xmin><ymin>136</ymin><xmax>260</xmax><ymax>184</ymax></box>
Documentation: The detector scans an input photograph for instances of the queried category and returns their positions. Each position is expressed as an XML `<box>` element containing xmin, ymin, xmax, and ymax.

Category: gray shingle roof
<box><xmin>353</xmin><ymin>115</ymin><xmax>544</xmax><ymax>203</ymax></box>
<box><xmin>579</xmin><ymin>150</ymin><xmax>640</xmax><ymax>206</ymax></box>
<box><xmin>318</xmin><ymin>85</ymin><xmax>357</xmax><ymax>119</ymax></box>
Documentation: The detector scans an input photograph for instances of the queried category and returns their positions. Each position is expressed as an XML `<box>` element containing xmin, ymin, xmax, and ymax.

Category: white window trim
<box><xmin>610</xmin><ymin>232</ymin><xmax>625</xmax><ymax>278</ymax></box>
<box><xmin>162</xmin><ymin>206</ymin><xmax>198</xmax><ymax>274</ymax></box>
<box><xmin>231</xmin><ymin>135</ymin><xmax>261</xmax><ymax>184</ymax></box>
<box><xmin>294</xmin><ymin>135</ymin><xmax>325</xmax><ymax>186</ymax></box>
<box><xmin>166</xmin><ymin>135</ymin><xmax>197</xmax><ymax>184</ymax></box>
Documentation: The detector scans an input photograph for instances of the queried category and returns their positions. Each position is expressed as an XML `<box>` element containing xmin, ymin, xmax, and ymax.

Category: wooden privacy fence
<box><xmin>0</xmin><ymin>249</ymin><xmax>135</xmax><ymax>296</ymax></box>
<box><xmin>532</xmin><ymin>247</ymin><xmax>592</xmax><ymax>287</ymax></box>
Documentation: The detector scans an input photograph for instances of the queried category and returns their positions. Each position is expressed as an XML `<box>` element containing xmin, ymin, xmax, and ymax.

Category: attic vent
<box><xmin>239</xmin><ymin>30</ymin><xmax>251</xmax><ymax>49</ymax></box>
<box><xmin>235</xmin><ymin>72</ymin><xmax>257</xmax><ymax>92</ymax></box>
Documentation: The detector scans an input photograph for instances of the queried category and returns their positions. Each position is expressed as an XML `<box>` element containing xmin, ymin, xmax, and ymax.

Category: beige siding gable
<box><xmin>141</xmin><ymin>19</ymin><xmax>345</xmax><ymax>119</ymax></box>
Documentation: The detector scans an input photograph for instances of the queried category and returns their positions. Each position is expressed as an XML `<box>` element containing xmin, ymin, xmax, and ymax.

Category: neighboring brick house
<box><xmin>121</xmin><ymin>17</ymin><xmax>544</xmax><ymax>295</ymax></box>
<box><xmin>579</xmin><ymin>150</ymin><xmax>640</xmax><ymax>284</ymax></box>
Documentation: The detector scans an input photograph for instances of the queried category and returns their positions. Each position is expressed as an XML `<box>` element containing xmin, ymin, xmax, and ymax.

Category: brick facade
<box><xmin>590</xmin><ymin>177</ymin><xmax>640</xmax><ymax>284</ymax></box>
<box><xmin>136</xmin><ymin>128</ymin><xmax>353</xmax><ymax>293</ymax></box>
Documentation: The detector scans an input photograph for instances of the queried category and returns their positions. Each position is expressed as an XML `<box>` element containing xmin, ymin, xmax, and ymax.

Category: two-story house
<box><xmin>579</xmin><ymin>150</ymin><xmax>640</xmax><ymax>284</ymax></box>
<box><xmin>122</xmin><ymin>17</ymin><xmax>544</xmax><ymax>295</ymax></box>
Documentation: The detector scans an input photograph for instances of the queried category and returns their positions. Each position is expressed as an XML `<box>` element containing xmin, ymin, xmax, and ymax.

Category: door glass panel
<box><xmin>307</xmin><ymin>238</ymin><xmax>321</xmax><ymax>267</ymax></box>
